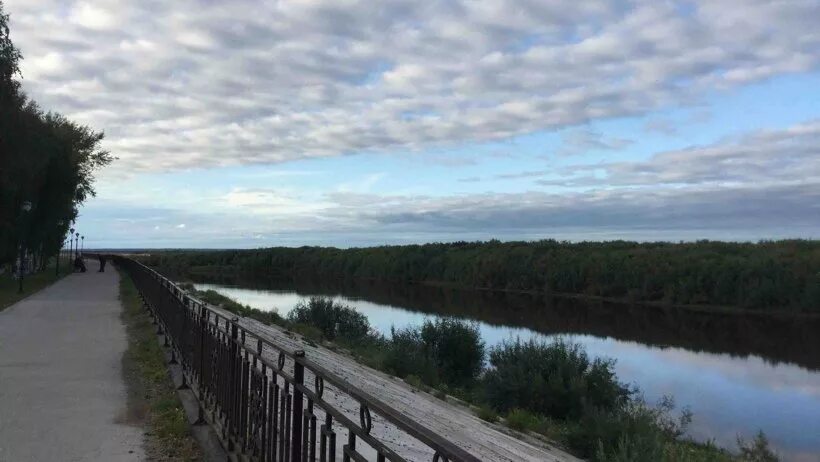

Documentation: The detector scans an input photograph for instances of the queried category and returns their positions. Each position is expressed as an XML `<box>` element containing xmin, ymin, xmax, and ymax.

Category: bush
<box><xmin>569</xmin><ymin>397</ymin><xmax>693</xmax><ymax>461</ymax></box>
<box><xmin>383</xmin><ymin>326</ymin><xmax>439</xmax><ymax>384</ymax></box>
<box><xmin>477</xmin><ymin>406</ymin><xmax>498</xmax><ymax>423</ymax></box>
<box><xmin>383</xmin><ymin>318</ymin><xmax>484</xmax><ymax>387</ymax></box>
<box><xmin>737</xmin><ymin>431</ymin><xmax>779</xmax><ymax>462</ymax></box>
<box><xmin>403</xmin><ymin>374</ymin><xmax>423</xmax><ymax>389</ymax></box>
<box><xmin>505</xmin><ymin>408</ymin><xmax>541</xmax><ymax>432</ymax></box>
<box><xmin>287</xmin><ymin>297</ymin><xmax>370</xmax><ymax>341</ymax></box>
<box><xmin>420</xmin><ymin>318</ymin><xmax>485</xmax><ymax>386</ymax></box>
<box><xmin>483</xmin><ymin>339</ymin><xmax>629</xmax><ymax>420</ymax></box>
<box><xmin>290</xmin><ymin>323</ymin><xmax>323</xmax><ymax>343</ymax></box>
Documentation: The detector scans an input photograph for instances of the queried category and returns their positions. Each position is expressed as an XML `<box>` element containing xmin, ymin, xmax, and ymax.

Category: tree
<box><xmin>0</xmin><ymin>1</ymin><xmax>111</xmax><ymax>268</ymax></box>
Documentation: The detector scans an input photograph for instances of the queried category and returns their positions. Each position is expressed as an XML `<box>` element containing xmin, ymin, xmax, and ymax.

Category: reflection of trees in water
<box><xmin>173</xmin><ymin>269</ymin><xmax>820</xmax><ymax>372</ymax></box>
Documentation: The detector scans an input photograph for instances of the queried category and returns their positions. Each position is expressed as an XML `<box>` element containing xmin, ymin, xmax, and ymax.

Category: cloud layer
<box><xmin>8</xmin><ymin>0</ymin><xmax>819</xmax><ymax>172</ymax></box>
<box><xmin>83</xmin><ymin>120</ymin><xmax>820</xmax><ymax>247</ymax></box>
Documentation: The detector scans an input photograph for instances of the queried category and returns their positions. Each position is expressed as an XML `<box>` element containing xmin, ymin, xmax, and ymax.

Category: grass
<box><xmin>0</xmin><ymin>259</ymin><xmax>69</xmax><ymax>311</ymax></box>
<box><xmin>476</xmin><ymin>406</ymin><xmax>499</xmax><ymax>423</ymax></box>
<box><xmin>505</xmin><ymin>408</ymin><xmax>543</xmax><ymax>432</ymax></box>
<box><xmin>119</xmin><ymin>269</ymin><xmax>201</xmax><ymax>460</ymax></box>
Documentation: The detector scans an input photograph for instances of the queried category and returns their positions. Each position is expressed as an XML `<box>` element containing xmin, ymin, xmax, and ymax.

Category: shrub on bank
<box><xmin>384</xmin><ymin>326</ymin><xmax>440</xmax><ymax>383</ymax></box>
<box><xmin>383</xmin><ymin>318</ymin><xmax>485</xmax><ymax>387</ymax></box>
<box><xmin>483</xmin><ymin>339</ymin><xmax>630</xmax><ymax>420</ymax></box>
<box><xmin>287</xmin><ymin>297</ymin><xmax>370</xmax><ymax>341</ymax></box>
<box><xmin>569</xmin><ymin>397</ymin><xmax>691</xmax><ymax>460</ymax></box>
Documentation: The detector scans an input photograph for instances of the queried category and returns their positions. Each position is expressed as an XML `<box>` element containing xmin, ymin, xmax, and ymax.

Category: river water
<box><xmin>192</xmin><ymin>277</ymin><xmax>820</xmax><ymax>461</ymax></box>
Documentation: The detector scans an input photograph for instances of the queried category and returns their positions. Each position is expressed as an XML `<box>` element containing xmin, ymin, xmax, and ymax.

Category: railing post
<box><xmin>194</xmin><ymin>304</ymin><xmax>207</xmax><ymax>425</ymax></box>
<box><xmin>228</xmin><ymin>317</ymin><xmax>239</xmax><ymax>451</ymax></box>
<box><xmin>291</xmin><ymin>350</ymin><xmax>305</xmax><ymax>462</ymax></box>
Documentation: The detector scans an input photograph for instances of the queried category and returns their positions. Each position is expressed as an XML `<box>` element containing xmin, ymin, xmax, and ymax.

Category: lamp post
<box><xmin>68</xmin><ymin>227</ymin><xmax>75</xmax><ymax>269</ymax></box>
<box><xmin>18</xmin><ymin>201</ymin><xmax>32</xmax><ymax>294</ymax></box>
<box><xmin>56</xmin><ymin>221</ymin><xmax>65</xmax><ymax>276</ymax></box>
<box><xmin>80</xmin><ymin>235</ymin><xmax>84</xmax><ymax>255</ymax></box>
<box><xmin>74</xmin><ymin>232</ymin><xmax>79</xmax><ymax>260</ymax></box>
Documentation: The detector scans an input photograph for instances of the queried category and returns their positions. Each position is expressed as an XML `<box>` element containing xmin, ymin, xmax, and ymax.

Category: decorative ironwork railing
<box><xmin>112</xmin><ymin>255</ymin><xmax>479</xmax><ymax>462</ymax></box>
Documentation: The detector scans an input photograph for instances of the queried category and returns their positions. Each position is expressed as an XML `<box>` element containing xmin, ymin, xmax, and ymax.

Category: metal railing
<box><xmin>112</xmin><ymin>255</ymin><xmax>478</xmax><ymax>462</ymax></box>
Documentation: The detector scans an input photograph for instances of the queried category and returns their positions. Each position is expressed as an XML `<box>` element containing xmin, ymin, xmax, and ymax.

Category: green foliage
<box><xmin>484</xmin><ymin>339</ymin><xmax>630</xmax><ymax>420</ymax></box>
<box><xmin>737</xmin><ymin>432</ymin><xmax>779</xmax><ymax>462</ymax></box>
<box><xmin>403</xmin><ymin>374</ymin><xmax>423</xmax><ymax>389</ymax></box>
<box><xmin>505</xmin><ymin>408</ymin><xmax>544</xmax><ymax>432</ymax></box>
<box><xmin>384</xmin><ymin>326</ymin><xmax>440</xmax><ymax>384</ymax></box>
<box><xmin>287</xmin><ymin>297</ymin><xmax>371</xmax><ymax>341</ymax></box>
<box><xmin>383</xmin><ymin>318</ymin><xmax>484</xmax><ymax>387</ymax></box>
<box><xmin>476</xmin><ymin>406</ymin><xmax>499</xmax><ymax>423</ymax></box>
<box><xmin>0</xmin><ymin>259</ymin><xmax>67</xmax><ymax>311</ymax></box>
<box><xmin>571</xmin><ymin>397</ymin><xmax>691</xmax><ymax>460</ymax></box>
<box><xmin>1</xmin><ymin>3</ymin><xmax>110</xmax><ymax>267</ymax></box>
<box><xmin>139</xmin><ymin>239</ymin><xmax>820</xmax><ymax>312</ymax></box>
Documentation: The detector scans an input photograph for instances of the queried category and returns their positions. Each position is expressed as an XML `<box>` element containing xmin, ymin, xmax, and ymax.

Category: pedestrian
<box><xmin>98</xmin><ymin>254</ymin><xmax>106</xmax><ymax>272</ymax></box>
<box><xmin>74</xmin><ymin>255</ymin><xmax>86</xmax><ymax>273</ymax></box>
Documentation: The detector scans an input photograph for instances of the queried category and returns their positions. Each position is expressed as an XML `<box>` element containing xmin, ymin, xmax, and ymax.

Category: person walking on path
<box><xmin>98</xmin><ymin>254</ymin><xmax>107</xmax><ymax>272</ymax></box>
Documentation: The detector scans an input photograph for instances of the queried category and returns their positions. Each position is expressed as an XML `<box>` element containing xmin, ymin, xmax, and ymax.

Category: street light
<box><xmin>81</xmin><ymin>235</ymin><xmax>84</xmax><ymax>254</ymax></box>
<box><xmin>56</xmin><ymin>221</ymin><xmax>64</xmax><ymax>276</ymax></box>
<box><xmin>74</xmin><ymin>232</ymin><xmax>79</xmax><ymax>260</ymax></box>
<box><xmin>69</xmin><ymin>227</ymin><xmax>75</xmax><ymax>270</ymax></box>
<box><xmin>18</xmin><ymin>201</ymin><xmax>32</xmax><ymax>294</ymax></box>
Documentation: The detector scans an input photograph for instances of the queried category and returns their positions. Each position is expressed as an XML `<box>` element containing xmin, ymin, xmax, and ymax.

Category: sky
<box><xmin>6</xmin><ymin>0</ymin><xmax>820</xmax><ymax>248</ymax></box>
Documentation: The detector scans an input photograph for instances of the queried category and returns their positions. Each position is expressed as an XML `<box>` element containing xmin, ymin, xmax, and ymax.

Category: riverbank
<box><xmin>186</xmin><ymin>287</ymin><xmax>785</xmax><ymax>461</ymax></box>
<box><xmin>190</xmin><ymin>287</ymin><xmax>581</xmax><ymax>461</ymax></box>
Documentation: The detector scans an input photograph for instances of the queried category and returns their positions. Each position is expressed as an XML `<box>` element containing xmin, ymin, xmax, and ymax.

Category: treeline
<box><xmin>0</xmin><ymin>2</ymin><xmax>110</xmax><ymax>267</ymax></box>
<box><xmin>142</xmin><ymin>239</ymin><xmax>820</xmax><ymax>312</ymax></box>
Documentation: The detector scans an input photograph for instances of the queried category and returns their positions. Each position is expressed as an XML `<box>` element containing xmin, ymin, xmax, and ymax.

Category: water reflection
<box><xmin>191</xmin><ymin>277</ymin><xmax>820</xmax><ymax>461</ymax></box>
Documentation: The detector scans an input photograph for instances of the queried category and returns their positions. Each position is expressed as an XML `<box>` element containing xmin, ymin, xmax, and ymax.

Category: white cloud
<box><xmin>80</xmin><ymin>121</ymin><xmax>820</xmax><ymax>246</ymax></box>
<box><xmin>5</xmin><ymin>0</ymin><xmax>818</xmax><ymax>172</ymax></box>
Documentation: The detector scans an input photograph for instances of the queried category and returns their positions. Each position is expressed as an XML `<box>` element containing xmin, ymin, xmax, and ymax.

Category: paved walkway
<box><xmin>0</xmin><ymin>259</ymin><xmax>145</xmax><ymax>461</ymax></box>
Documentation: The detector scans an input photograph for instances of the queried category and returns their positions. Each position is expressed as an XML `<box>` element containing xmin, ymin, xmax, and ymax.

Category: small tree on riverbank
<box><xmin>384</xmin><ymin>318</ymin><xmax>484</xmax><ymax>387</ymax></box>
<box><xmin>484</xmin><ymin>339</ymin><xmax>630</xmax><ymax>419</ymax></box>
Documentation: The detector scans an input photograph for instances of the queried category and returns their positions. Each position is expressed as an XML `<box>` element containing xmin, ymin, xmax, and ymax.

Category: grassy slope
<box><xmin>119</xmin><ymin>268</ymin><xmax>202</xmax><ymax>461</ymax></box>
<box><xmin>0</xmin><ymin>260</ymin><xmax>69</xmax><ymax>311</ymax></box>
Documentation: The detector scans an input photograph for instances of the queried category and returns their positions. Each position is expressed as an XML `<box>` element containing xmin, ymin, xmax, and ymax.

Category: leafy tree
<box><xmin>0</xmin><ymin>1</ymin><xmax>110</xmax><ymax>268</ymax></box>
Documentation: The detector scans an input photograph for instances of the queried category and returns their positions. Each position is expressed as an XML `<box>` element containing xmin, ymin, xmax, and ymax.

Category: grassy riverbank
<box><xmin>139</xmin><ymin>239</ymin><xmax>820</xmax><ymax>313</ymax></box>
<box><xmin>119</xmin><ymin>270</ymin><xmax>201</xmax><ymax>460</ymax></box>
<box><xmin>181</xmin><ymin>285</ymin><xmax>780</xmax><ymax>462</ymax></box>
<box><xmin>0</xmin><ymin>260</ymin><xmax>68</xmax><ymax>311</ymax></box>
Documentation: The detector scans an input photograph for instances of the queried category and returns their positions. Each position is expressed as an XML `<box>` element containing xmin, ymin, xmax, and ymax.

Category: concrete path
<box><xmin>0</xmin><ymin>259</ymin><xmax>145</xmax><ymax>461</ymax></box>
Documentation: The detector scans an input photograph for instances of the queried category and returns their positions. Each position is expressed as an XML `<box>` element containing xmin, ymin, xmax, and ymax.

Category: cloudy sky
<box><xmin>6</xmin><ymin>0</ymin><xmax>820</xmax><ymax>248</ymax></box>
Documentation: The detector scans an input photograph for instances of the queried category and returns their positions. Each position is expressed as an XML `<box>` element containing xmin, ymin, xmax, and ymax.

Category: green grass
<box><xmin>476</xmin><ymin>406</ymin><xmax>499</xmax><ymax>423</ymax></box>
<box><xmin>505</xmin><ymin>408</ymin><xmax>543</xmax><ymax>432</ymax></box>
<box><xmin>119</xmin><ymin>270</ymin><xmax>201</xmax><ymax>460</ymax></box>
<box><xmin>0</xmin><ymin>259</ymin><xmax>69</xmax><ymax>312</ymax></box>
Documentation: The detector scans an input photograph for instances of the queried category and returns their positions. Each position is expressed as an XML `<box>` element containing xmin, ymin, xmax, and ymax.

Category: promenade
<box><xmin>0</xmin><ymin>260</ymin><xmax>145</xmax><ymax>461</ymax></box>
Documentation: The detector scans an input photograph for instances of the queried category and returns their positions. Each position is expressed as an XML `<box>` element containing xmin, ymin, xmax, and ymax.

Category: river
<box><xmin>191</xmin><ymin>276</ymin><xmax>820</xmax><ymax>461</ymax></box>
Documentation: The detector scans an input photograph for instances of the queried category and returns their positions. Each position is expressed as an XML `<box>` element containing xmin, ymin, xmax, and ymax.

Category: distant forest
<box><xmin>139</xmin><ymin>240</ymin><xmax>820</xmax><ymax>312</ymax></box>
